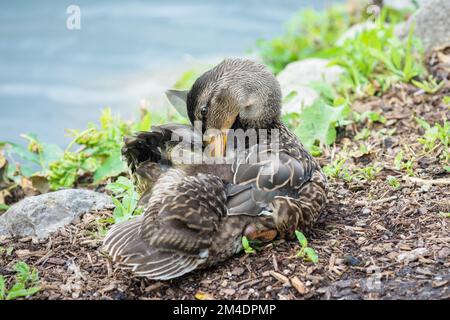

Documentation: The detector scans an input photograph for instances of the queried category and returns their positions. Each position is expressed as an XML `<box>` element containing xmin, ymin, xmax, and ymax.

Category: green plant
<box><xmin>0</xmin><ymin>108</ymin><xmax>158</xmax><ymax>191</ymax></box>
<box><xmin>294</xmin><ymin>230</ymin><xmax>318</xmax><ymax>264</ymax></box>
<box><xmin>416</xmin><ymin>118</ymin><xmax>449</xmax><ymax>163</ymax></box>
<box><xmin>387</xmin><ymin>175</ymin><xmax>401</xmax><ymax>189</ymax></box>
<box><xmin>323</xmin><ymin>158</ymin><xmax>348</xmax><ymax>180</ymax></box>
<box><xmin>241</xmin><ymin>236</ymin><xmax>255</xmax><ymax>254</ymax></box>
<box><xmin>356</xmin><ymin>111</ymin><xmax>387</xmax><ymax>125</ymax></box>
<box><xmin>354</xmin><ymin>164</ymin><xmax>382</xmax><ymax>181</ymax></box>
<box><xmin>412</xmin><ymin>76</ymin><xmax>445</xmax><ymax>94</ymax></box>
<box><xmin>355</xmin><ymin>128</ymin><xmax>371</xmax><ymax>141</ymax></box>
<box><xmin>394</xmin><ymin>150</ymin><xmax>415</xmax><ymax>176</ymax></box>
<box><xmin>255</xmin><ymin>5</ymin><xmax>356</xmax><ymax>73</ymax></box>
<box><xmin>106</xmin><ymin>176</ymin><xmax>142</xmax><ymax>224</ymax></box>
<box><xmin>331</xmin><ymin>14</ymin><xmax>424</xmax><ymax>97</ymax></box>
<box><xmin>443</xmin><ymin>96</ymin><xmax>450</xmax><ymax>105</ymax></box>
<box><xmin>0</xmin><ymin>261</ymin><xmax>40</xmax><ymax>300</ymax></box>
<box><xmin>290</xmin><ymin>99</ymin><xmax>349</xmax><ymax>152</ymax></box>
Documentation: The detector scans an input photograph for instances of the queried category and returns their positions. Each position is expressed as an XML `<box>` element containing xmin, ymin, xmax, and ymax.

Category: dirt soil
<box><xmin>0</xmin><ymin>83</ymin><xmax>449</xmax><ymax>300</ymax></box>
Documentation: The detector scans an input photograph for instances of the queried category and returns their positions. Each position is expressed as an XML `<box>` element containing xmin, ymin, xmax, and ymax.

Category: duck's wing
<box><xmin>122</xmin><ymin>123</ymin><xmax>196</xmax><ymax>171</ymax></box>
<box><xmin>103</xmin><ymin>169</ymin><xmax>229</xmax><ymax>280</ymax></box>
<box><xmin>121</xmin><ymin>123</ymin><xmax>200</xmax><ymax>195</ymax></box>
<box><xmin>227</xmin><ymin>144</ymin><xmax>327</xmax><ymax>237</ymax></box>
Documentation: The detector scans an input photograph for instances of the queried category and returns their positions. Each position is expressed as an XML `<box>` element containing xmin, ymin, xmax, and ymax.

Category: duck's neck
<box><xmin>245</xmin><ymin>118</ymin><xmax>298</xmax><ymax>147</ymax></box>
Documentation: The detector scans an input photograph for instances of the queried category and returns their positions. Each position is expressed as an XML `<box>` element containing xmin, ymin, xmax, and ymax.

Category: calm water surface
<box><xmin>0</xmin><ymin>0</ymin><xmax>340</xmax><ymax>146</ymax></box>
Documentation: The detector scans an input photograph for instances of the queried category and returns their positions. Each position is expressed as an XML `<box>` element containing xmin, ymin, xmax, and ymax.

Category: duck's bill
<box><xmin>204</xmin><ymin>131</ymin><xmax>228</xmax><ymax>158</ymax></box>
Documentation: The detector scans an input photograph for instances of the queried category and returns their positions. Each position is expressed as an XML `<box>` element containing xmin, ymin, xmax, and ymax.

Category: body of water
<box><xmin>0</xmin><ymin>0</ymin><xmax>339</xmax><ymax>146</ymax></box>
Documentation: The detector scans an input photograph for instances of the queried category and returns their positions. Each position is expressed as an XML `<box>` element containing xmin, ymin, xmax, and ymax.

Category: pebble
<box><xmin>397</xmin><ymin>248</ymin><xmax>429</xmax><ymax>263</ymax></box>
<box><xmin>344</xmin><ymin>255</ymin><xmax>361</xmax><ymax>266</ymax></box>
<box><xmin>437</xmin><ymin>247</ymin><xmax>450</xmax><ymax>259</ymax></box>
<box><xmin>231</xmin><ymin>267</ymin><xmax>245</xmax><ymax>276</ymax></box>
<box><xmin>222</xmin><ymin>288</ymin><xmax>236</xmax><ymax>296</ymax></box>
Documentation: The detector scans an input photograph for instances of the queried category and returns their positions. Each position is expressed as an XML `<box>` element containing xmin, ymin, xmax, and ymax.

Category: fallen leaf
<box><xmin>195</xmin><ymin>291</ymin><xmax>214</xmax><ymax>300</ymax></box>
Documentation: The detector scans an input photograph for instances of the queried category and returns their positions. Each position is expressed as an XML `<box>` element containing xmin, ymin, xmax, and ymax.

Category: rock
<box><xmin>344</xmin><ymin>255</ymin><xmax>361</xmax><ymax>266</ymax></box>
<box><xmin>221</xmin><ymin>288</ymin><xmax>236</xmax><ymax>296</ymax></box>
<box><xmin>231</xmin><ymin>267</ymin><xmax>245</xmax><ymax>276</ymax></box>
<box><xmin>277</xmin><ymin>58</ymin><xmax>344</xmax><ymax>114</ymax></box>
<box><xmin>281</xmin><ymin>86</ymin><xmax>319</xmax><ymax>114</ymax></box>
<box><xmin>437</xmin><ymin>247</ymin><xmax>450</xmax><ymax>259</ymax></box>
<box><xmin>397</xmin><ymin>247</ymin><xmax>429</xmax><ymax>263</ymax></box>
<box><xmin>384</xmin><ymin>0</ymin><xmax>427</xmax><ymax>11</ymax></box>
<box><xmin>406</xmin><ymin>0</ymin><xmax>450</xmax><ymax>53</ymax></box>
<box><xmin>0</xmin><ymin>189</ymin><xmax>113</xmax><ymax>239</ymax></box>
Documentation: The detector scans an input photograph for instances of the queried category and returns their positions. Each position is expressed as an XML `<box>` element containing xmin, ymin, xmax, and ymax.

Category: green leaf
<box><xmin>443</xmin><ymin>96</ymin><xmax>450</xmax><ymax>105</ymax></box>
<box><xmin>241</xmin><ymin>236</ymin><xmax>255</xmax><ymax>254</ymax></box>
<box><xmin>40</xmin><ymin>143</ymin><xmax>63</xmax><ymax>169</ymax></box>
<box><xmin>295</xmin><ymin>230</ymin><xmax>308</xmax><ymax>248</ymax></box>
<box><xmin>304</xmin><ymin>247</ymin><xmax>319</xmax><ymax>264</ymax></box>
<box><xmin>106</xmin><ymin>176</ymin><xmax>134</xmax><ymax>194</ymax></box>
<box><xmin>294</xmin><ymin>99</ymin><xmax>347</xmax><ymax>150</ymax></box>
<box><xmin>6</xmin><ymin>285</ymin><xmax>40</xmax><ymax>300</ymax></box>
<box><xmin>0</xmin><ymin>275</ymin><xmax>5</xmax><ymax>300</ymax></box>
<box><xmin>14</xmin><ymin>261</ymin><xmax>31</xmax><ymax>283</ymax></box>
<box><xmin>93</xmin><ymin>149</ymin><xmax>127</xmax><ymax>184</ymax></box>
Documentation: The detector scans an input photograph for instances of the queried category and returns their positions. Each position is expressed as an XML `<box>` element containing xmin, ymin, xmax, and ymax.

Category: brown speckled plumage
<box><xmin>103</xmin><ymin>59</ymin><xmax>327</xmax><ymax>279</ymax></box>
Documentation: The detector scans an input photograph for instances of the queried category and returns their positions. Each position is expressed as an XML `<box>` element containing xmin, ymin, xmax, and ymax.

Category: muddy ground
<box><xmin>0</xmin><ymin>83</ymin><xmax>449</xmax><ymax>300</ymax></box>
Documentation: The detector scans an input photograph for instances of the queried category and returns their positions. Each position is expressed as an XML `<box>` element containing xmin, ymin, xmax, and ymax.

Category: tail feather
<box><xmin>103</xmin><ymin>215</ymin><xmax>204</xmax><ymax>280</ymax></box>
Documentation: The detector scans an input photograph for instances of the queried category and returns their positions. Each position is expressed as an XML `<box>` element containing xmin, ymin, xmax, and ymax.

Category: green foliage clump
<box><xmin>0</xmin><ymin>108</ymin><xmax>154</xmax><ymax>191</ymax></box>
<box><xmin>256</xmin><ymin>5</ymin><xmax>424</xmax><ymax>154</ymax></box>
<box><xmin>256</xmin><ymin>5</ymin><xmax>356</xmax><ymax>74</ymax></box>
<box><xmin>0</xmin><ymin>261</ymin><xmax>40</xmax><ymax>300</ymax></box>
<box><xmin>106</xmin><ymin>176</ymin><xmax>142</xmax><ymax>223</ymax></box>
<box><xmin>387</xmin><ymin>176</ymin><xmax>401</xmax><ymax>190</ymax></box>
<box><xmin>394</xmin><ymin>150</ymin><xmax>415</xmax><ymax>176</ymax></box>
<box><xmin>283</xmin><ymin>98</ymin><xmax>350</xmax><ymax>153</ymax></box>
<box><xmin>416</xmin><ymin>118</ymin><xmax>449</xmax><ymax>165</ymax></box>
<box><xmin>331</xmin><ymin>17</ymin><xmax>424</xmax><ymax>97</ymax></box>
<box><xmin>412</xmin><ymin>76</ymin><xmax>445</xmax><ymax>94</ymax></box>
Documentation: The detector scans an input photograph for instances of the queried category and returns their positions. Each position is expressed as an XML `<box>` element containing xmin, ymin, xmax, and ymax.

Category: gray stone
<box><xmin>277</xmin><ymin>58</ymin><xmax>344</xmax><ymax>114</ymax></box>
<box><xmin>397</xmin><ymin>247</ymin><xmax>429</xmax><ymax>263</ymax></box>
<box><xmin>384</xmin><ymin>0</ymin><xmax>427</xmax><ymax>11</ymax></box>
<box><xmin>0</xmin><ymin>189</ymin><xmax>113</xmax><ymax>239</ymax></box>
<box><xmin>407</xmin><ymin>0</ymin><xmax>450</xmax><ymax>53</ymax></box>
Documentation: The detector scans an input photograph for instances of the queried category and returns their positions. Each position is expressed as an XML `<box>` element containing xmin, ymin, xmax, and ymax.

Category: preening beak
<box><xmin>205</xmin><ymin>131</ymin><xmax>228</xmax><ymax>158</ymax></box>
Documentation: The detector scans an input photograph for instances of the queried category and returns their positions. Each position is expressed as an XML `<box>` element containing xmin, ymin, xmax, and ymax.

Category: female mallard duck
<box><xmin>103</xmin><ymin>59</ymin><xmax>327</xmax><ymax>279</ymax></box>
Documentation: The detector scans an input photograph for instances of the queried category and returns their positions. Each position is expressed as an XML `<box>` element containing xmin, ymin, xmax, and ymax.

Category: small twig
<box><xmin>404</xmin><ymin>176</ymin><xmax>450</xmax><ymax>185</ymax></box>
<box><xmin>272</xmin><ymin>254</ymin><xmax>279</xmax><ymax>272</ymax></box>
<box><xmin>269</xmin><ymin>270</ymin><xmax>290</xmax><ymax>286</ymax></box>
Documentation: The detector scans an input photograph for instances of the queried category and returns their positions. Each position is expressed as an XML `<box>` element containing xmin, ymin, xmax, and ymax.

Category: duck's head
<box><xmin>167</xmin><ymin>59</ymin><xmax>282</xmax><ymax>132</ymax></box>
<box><xmin>166</xmin><ymin>59</ymin><xmax>282</xmax><ymax>157</ymax></box>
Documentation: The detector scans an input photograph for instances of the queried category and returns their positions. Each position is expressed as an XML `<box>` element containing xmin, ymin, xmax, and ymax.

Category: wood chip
<box><xmin>291</xmin><ymin>276</ymin><xmax>308</xmax><ymax>295</ymax></box>
<box><xmin>269</xmin><ymin>270</ymin><xmax>290</xmax><ymax>285</ymax></box>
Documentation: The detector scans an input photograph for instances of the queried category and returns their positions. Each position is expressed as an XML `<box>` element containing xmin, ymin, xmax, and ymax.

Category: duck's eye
<box><xmin>200</xmin><ymin>106</ymin><xmax>208</xmax><ymax>117</ymax></box>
